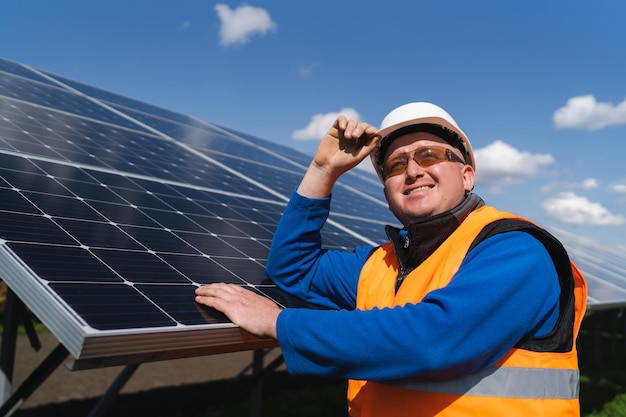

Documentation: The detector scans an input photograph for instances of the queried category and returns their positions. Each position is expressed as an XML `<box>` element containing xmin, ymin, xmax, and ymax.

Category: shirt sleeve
<box><xmin>266</xmin><ymin>190</ymin><xmax>374</xmax><ymax>310</ymax></box>
<box><xmin>275</xmin><ymin>231</ymin><xmax>562</xmax><ymax>381</ymax></box>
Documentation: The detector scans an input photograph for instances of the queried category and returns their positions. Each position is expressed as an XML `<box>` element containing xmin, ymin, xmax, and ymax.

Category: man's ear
<box><xmin>462</xmin><ymin>165</ymin><xmax>475</xmax><ymax>192</ymax></box>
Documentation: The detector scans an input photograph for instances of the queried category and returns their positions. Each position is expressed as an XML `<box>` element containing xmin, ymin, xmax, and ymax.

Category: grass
<box><xmin>579</xmin><ymin>309</ymin><xmax>626</xmax><ymax>416</ymax></box>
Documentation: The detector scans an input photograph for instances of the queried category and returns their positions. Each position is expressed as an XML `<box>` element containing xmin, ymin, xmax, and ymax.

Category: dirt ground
<box><xmin>4</xmin><ymin>332</ymin><xmax>301</xmax><ymax>417</ymax></box>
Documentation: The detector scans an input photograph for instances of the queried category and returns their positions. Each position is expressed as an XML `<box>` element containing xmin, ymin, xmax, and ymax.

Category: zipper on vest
<box><xmin>395</xmin><ymin>265</ymin><xmax>412</xmax><ymax>293</ymax></box>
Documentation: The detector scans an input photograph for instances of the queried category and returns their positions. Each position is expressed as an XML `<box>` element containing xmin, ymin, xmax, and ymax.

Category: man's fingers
<box><xmin>196</xmin><ymin>282</ymin><xmax>241</xmax><ymax>294</ymax></box>
<box><xmin>335</xmin><ymin>115</ymin><xmax>348</xmax><ymax>131</ymax></box>
<box><xmin>194</xmin><ymin>283</ymin><xmax>280</xmax><ymax>339</ymax></box>
<box><xmin>195</xmin><ymin>283</ymin><xmax>245</xmax><ymax>304</ymax></box>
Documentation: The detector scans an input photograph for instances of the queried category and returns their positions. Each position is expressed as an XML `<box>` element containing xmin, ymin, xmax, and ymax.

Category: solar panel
<box><xmin>0</xmin><ymin>57</ymin><xmax>623</xmax><ymax>370</ymax></box>
<box><xmin>550</xmin><ymin>228</ymin><xmax>626</xmax><ymax>311</ymax></box>
<box><xmin>0</xmin><ymin>57</ymin><xmax>393</xmax><ymax>369</ymax></box>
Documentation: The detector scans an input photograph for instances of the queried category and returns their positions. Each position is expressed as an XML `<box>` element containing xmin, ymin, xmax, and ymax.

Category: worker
<box><xmin>195</xmin><ymin>102</ymin><xmax>587</xmax><ymax>416</ymax></box>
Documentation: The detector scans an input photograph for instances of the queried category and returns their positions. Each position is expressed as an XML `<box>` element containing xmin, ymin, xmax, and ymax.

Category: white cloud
<box><xmin>613</xmin><ymin>184</ymin><xmax>626</xmax><ymax>193</ymax></box>
<box><xmin>553</xmin><ymin>95</ymin><xmax>626</xmax><ymax>130</ymax></box>
<box><xmin>542</xmin><ymin>192</ymin><xmax>625</xmax><ymax>226</ymax></box>
<box><xmin>473</xmin><ymin>140</ymin><xmax>554</xmax><ymax>192</ymax></box>
<box><xmin>580</xmin><ymin>178</ymin><xmax>599</xmax><ymax>190</ymax></box>
<box><xmin>215</xmin><ymin>4</ymin><xmax>277</xmax><ymax>46</ymax></box>
<box><xmin>541</xmin><ymin>178</ymin><xmax>599</xmax><ymax>193</ymax></box>
<box><xmin>180</xmin><ymin>20</ymin><xmax>191</xmax><ymax>30</ymax></box>
<box><xmin>292</xmin><ymin>108</ymin><xmax>361</xmax><ymax>141</ymax></box>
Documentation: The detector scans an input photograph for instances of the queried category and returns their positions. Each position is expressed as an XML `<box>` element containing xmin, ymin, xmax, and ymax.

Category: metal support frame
<box><xmin>231</xmin><ymin>348</ymin><xmax>285</xmax><ymax>417</ymax></box>
<box><xmin>85</xmin><ymin>364</ymin><xmax>140</xmax><ymax>417</ymax></box>
<box><xmin>249</xmin><ymin>350</ymin><xmax>264</xmax><ymax>417</ymax></box>
<box><xmin>249</xmin><ymin>350</ymin><xmax>285</xmax><ymax>417</ymax></box>
<box><xmin>0</xmin><ymin>343</ymin><xmax>69</xmax><ymax>417</ymax></box>
<box><xmin>0</xmin><ymin>285</ymin><xmax>142</xmax><ymax>417</ymax></box>
<box><xmin>1</xmin><ymin>285</ymin><xmax>282</xmax><ymax>417</ymax></box>
<box><xmin>1</xmin><ymin>287</ymin><xmax>42</xmax><ymax>407</ymax></box>
<box><xmin>1</xmin><ymin>287</ymin><xmax>69</xmax><ymax>417</ymax></box>
<box><xmin>1</xmin><ymin>288</ymin><xmax>19</xmax><ymax>404</ymax></box>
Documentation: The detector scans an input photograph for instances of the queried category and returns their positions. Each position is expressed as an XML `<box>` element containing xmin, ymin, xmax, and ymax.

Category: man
<box><xmin>196</xmin><ymin>102</ymin><xmax>587</xmax><ymax>416</ymax></box>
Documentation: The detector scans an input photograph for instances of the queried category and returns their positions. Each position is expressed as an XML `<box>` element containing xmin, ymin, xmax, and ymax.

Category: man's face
<box><xmin>382</xmin><ymin>132</ymin><xmax>475</xmax><ymax>225</ymax></box>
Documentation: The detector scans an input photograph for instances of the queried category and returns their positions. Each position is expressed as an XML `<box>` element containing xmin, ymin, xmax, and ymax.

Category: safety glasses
<box><xmin>382</xmin><ymin>146</ymin><xmax>465</xmax><ymax>180</ymax></box>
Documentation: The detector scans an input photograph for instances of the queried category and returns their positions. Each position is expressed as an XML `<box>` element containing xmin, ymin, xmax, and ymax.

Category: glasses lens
<box><xmin>382</xmin><ymin>147</ymin><xmax>460</xmax><ymax>180</ymax></box>
<box><xmin>414</xmin><ymin>147</ymin><xmax>452</xmax><ymax>167</ymax></box>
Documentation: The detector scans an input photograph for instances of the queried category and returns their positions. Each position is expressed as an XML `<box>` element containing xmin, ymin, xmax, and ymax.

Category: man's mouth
<box><xmin>405</xmin><ymin>185</ymin><xmax>433</xmax><ymax>195</ymax></box>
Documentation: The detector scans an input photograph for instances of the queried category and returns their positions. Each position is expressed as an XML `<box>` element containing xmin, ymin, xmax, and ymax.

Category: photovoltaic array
<box><xmin>0</xmin><ymin>57</ymin><xmax>393</xmax><ymax>368</ymax></box>
<box><xmin>0</xmin><ymin>57</ymin><xmax>624</xmax><ymax>368</ymax></box>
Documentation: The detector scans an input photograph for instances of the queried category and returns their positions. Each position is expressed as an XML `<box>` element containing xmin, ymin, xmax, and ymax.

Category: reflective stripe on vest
<box><xmin>384</xmin><ymin>365</ymin><xmax>580</xmax><ymax>399</ymax></box>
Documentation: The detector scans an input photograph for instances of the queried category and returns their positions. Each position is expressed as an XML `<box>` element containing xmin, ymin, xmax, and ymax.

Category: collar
<box><xmin>385</xmin><ymin>193</ymin><xmax>485</xmax><ymax>268</ymax></box>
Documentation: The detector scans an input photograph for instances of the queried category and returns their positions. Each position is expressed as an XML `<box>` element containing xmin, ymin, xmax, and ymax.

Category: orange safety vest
<box><xmin>348</xmin><ymin>206</ymin><xmax>587</xmax><ymax>417</ymax></box>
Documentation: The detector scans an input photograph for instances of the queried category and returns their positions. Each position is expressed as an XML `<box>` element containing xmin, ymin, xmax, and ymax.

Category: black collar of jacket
<box><xmin>385</xmin><ymin>193</ymin><xmax>485</xmax><ymax>269</ymax></box>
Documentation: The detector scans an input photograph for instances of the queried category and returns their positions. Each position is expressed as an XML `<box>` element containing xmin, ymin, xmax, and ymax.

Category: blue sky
<box><xmin>1</xmin><ymin>1</ymin><xmax>625</xmax><ymax>248</ymax></box>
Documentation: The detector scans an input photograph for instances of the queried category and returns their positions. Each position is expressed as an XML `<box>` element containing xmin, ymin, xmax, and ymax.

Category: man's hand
<box><xmin>195</xmin><ymin>283</ymin><xmax>280</xmax><ymax>339</ymax></box>
<box><xmin>298</xmin><ymin>116</ymin><xmax>380</xmax><ymax>198</ymax></box>
<box><xmin>313</xmin><ymin>116</ymin><xmax>380</xmax><ymax>171</ymax></box>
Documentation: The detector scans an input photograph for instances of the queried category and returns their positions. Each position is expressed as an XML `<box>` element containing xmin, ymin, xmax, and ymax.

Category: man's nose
<box><xmin>405</xmin><ymin>157</ymin><xmax>425</xmax><ymax>178</ymax></box>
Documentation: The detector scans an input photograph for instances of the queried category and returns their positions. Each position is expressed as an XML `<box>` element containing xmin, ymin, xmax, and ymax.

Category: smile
<box><xmin>405</xmin><ymin>185</ymin><xmax>433</xmax><ymax>195</ymax></box>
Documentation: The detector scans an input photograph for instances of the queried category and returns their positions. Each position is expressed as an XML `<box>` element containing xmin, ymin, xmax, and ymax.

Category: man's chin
<box><xmin>393</xmin><ymin>207</ymin><xmax>436</xmax><ymax>225</ymax></box>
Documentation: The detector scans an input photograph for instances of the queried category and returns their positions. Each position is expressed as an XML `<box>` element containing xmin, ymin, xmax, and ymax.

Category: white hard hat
<box><xmin>371</xmin><ymin>102</ymin><xmax>475</xmax><ymax>180</ymax></box>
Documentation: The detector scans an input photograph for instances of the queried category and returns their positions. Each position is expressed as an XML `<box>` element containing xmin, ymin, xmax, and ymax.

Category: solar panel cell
<box><xmin>91</xmin><ymin>249</ymin><xmax>191</xmax><ymax>284</ymax></box>
<box><xmin>49</xmin><ymin>282</ymin><xmax>177</xmax><ymax>330</ymax></box>
<box><xmin>0</xmin><ymin>187</ymin><xmax>41</xmax><ymax>213</ymax></box>
<box><xmin>135</xmin><ymin>283</ymin><xmax>232</xmax><ymax>326</ymax></box>
<box><xmin>157</xmin><ymin>253</ymin><xmax>244</xmax><ymax>284</ymax></box>
<box><xmin>0</xmin><ymin>212</ymin><xmax>76</xmax><ymax>245</ymax></box>
<box><xmin>8</xmin><ymin>243</ymin><xmax>122</xmax><ymax>282</ymax></box>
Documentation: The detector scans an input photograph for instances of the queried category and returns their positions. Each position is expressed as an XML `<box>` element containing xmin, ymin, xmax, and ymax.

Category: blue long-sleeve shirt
<box><xmin>267</xmin><ymin>191</ymin><xmax>560</xmax><ymax>381</ymax></box>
